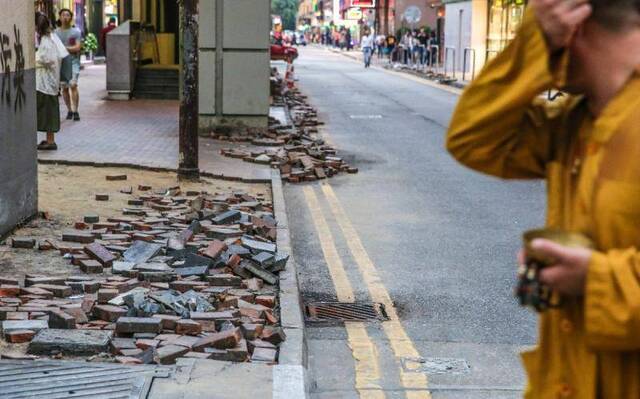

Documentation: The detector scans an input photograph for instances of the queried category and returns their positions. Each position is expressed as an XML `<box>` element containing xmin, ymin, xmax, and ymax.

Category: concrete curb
<box><xmin>271</xmin><ymin>168</ymin><xmax>309</xmax><ymax>398</ymax></box>
<box><xmin>37</xmin><ymin>158</ymin><xmax>272</xmax><ymax>184</ymax></box>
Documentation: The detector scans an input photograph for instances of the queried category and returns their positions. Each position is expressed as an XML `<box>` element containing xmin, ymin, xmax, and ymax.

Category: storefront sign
<box><xmin>352</xmin><ymin>0</ymin><xmax>375</xmax><ymax>8</ymax></box>
<box><xmin>346</xmin><ymin>8</ymin><xmax>362</xmax><ymax>20</ymax></box>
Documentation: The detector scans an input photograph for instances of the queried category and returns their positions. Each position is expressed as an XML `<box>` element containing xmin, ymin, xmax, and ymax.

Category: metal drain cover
<box><xmin>305</xmin><ymin>302</ymin><xmax>389</xmax><ymax>323</ymax></box>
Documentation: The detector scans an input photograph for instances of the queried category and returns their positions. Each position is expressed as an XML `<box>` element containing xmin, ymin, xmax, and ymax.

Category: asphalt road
<box><xmin>284</xmin><ymin>47</ymin><xmax>547</xmax><ymax>398</ymax></box>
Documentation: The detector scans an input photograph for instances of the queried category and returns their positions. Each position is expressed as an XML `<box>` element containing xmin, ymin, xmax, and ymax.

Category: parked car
<box><xmin>270</xmin><ymin>35</ymin><xmax>298</xmax><ymax>62</ymax></box>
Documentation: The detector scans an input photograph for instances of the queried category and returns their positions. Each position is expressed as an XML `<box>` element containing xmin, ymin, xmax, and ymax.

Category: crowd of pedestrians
<box><xmin>309</xmin><ymin>25</ymin><xmax>440</xmax><ymax>69</ymax></box>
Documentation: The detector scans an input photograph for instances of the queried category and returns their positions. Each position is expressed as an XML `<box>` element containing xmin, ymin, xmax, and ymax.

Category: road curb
<box><xmin>326</xmin><ymin>46</ymin><xmax>463</xmax><ymax>94</ymax></box>
<box><xmin>271</xmin><ymin>169</ymin><xmax>309</xmax><ymax>398</ymax></box>
<box><xmin>36</xmin><ymin>158</ymin><xmax>272</xmax><ymax>184</ymax></box>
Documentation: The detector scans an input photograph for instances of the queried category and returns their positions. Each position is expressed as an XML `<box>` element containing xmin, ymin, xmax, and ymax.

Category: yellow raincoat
<box><xmin>447</xmin><ymin>10</ymin><xmax>640</xmax><ymax>399</ymax></box>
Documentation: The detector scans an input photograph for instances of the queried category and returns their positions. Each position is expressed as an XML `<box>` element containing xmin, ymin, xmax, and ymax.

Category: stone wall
<box><xmin>0</xmin><ymin>1</ymin><xmax>37</xmax><ymax>236</ymax></box>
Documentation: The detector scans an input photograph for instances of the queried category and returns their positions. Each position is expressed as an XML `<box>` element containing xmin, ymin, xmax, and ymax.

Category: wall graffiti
<box><xmin>0</xmin><ymin>24</ymin><xmax>25</xmax><ymax>112</ymax></box>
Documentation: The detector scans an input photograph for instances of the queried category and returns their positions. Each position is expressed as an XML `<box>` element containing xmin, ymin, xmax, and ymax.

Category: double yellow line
<box><xmin>303</xmin><ymin>183</ymin><xmax>431</xmax><ymax>399</ymax></box>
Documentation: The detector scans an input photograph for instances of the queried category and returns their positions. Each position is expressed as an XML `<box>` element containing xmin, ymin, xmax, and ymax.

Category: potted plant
<box><xmin>82</xmin><ymin>32</ymin><xmax>98</xmax><ymax>61</ymax></box>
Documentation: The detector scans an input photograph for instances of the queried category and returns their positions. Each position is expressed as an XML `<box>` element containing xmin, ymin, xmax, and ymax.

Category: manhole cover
<box><xmin>305</xmin><ymin>302</ymin><xmax>389</xmax><ymax>323</ymax></box>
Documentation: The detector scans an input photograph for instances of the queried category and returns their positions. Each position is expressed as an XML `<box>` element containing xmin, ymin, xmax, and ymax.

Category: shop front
<box><xmin>486</xmin><ymin>0</ymin><xmax>526</xmax><ymax>59</ymax></box>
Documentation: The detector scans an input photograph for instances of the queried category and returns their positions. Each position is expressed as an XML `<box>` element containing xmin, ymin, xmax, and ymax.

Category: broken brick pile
<box><xmin>215</xmin><ymin>69</ymin><xmax>358</xmax><ymax>183</ymax></box>
<box><xmin>1</xmin><ymin>179</ymin><xmax>288</xmax><ymax>366</ymax></box>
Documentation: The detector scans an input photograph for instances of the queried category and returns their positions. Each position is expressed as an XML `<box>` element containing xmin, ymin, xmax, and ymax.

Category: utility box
<box><xmin>198</xmin><ymin>0</ymin><xmax>271</xmax><ymax>132</ymax></box>
<box><xmin>0</xmin><ymin>1</ymin><xmax>37</xmax><ymax>236</ymax></box>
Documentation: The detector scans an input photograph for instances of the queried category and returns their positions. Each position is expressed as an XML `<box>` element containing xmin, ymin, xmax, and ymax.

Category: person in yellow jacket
<box><xmin>447</xmin><ymin>0</ymin><xmax>640</xmax><ymax>397</ymax></box>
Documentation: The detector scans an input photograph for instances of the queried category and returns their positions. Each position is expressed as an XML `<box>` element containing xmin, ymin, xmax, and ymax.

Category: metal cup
<box><xmin>516</xmin><ymin>228</ymin><xmax>594</xmax><ymax>312</ymax></box>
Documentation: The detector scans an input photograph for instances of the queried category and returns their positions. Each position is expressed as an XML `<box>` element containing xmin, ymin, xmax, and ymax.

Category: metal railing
<box><xmin>462</xmin><ymin>48</ymin><xmax>476</xmax><ymax>81</ymax></box>
<box><xmin>444</xmin><ymin>46</ymin><xmax>457</xmax><ymax>79</ymax></box>
<box><xmin>428</xmin><ymin>44</ymin><xmax>440</xmax><ymax>75</ymax></box>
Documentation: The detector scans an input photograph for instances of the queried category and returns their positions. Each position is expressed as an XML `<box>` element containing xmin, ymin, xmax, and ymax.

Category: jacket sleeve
<box><xmin>585</xmin><ymin>250</ymin><xmax>640</xmax><ymax>351</ymax></box>
<box><xmin>446</xmin><ymin>9</ymin><xmax>569</xmax><ymax>179</ymax></box>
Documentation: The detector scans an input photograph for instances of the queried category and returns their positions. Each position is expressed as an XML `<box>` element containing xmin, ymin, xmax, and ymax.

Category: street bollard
<box><xmin>462</xmin><ymin>48</ymin><xmax>476</xmax><ymax>82</ymax></box>
<box><xmin>444</xmin><ymin>47</ymin><xmax>456</xmax><ymax>80</ymax></box>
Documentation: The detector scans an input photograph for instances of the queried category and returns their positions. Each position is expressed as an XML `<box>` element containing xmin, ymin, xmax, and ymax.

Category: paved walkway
<box><xmin>37</xmin><ymin>64</ymin><xmax>271</xmax><ymax>182</ymax></box>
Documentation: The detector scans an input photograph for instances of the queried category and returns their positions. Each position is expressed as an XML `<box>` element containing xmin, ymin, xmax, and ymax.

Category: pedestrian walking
<box><xmin>345</xmin><ymin>29</ymin><xmax>352</xmax><ymax>51</ymax></box>
<box><xmin>447</xmin><ymin>1</ymin><xmax>640</xmax><ymax>398</ymax></box>
<box><xmin>361</xmin><ymin>30</ymin><xmax>374</xmax><ymax>68</ymax></box>
<box><xmin>376</xmin><ymin>34</ymin><xmax>385</xmax><ymax>59</ymax></box>
<box><xmin>35</xmin><ymin>12</ymin><xmax>68</xmax><ymax>151</ymax></box>
<box><xmin>99</xmin><ymin>17</ymin><xmax>117</xmax><ymax>56</ymax></box>
<box><xmin>55</xmin><ymin>8</ymin><xmax>82</xmax><ymax>122</ymax></box>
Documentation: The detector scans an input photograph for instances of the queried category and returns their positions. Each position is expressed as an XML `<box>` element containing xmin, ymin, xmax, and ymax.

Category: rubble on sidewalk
<box><xmin>214</xmin><ymin>67</ymin><xmax>358</xmax><ymax>183</ymax></box>
<box><xmin>1</xmin><ymin>185</ymin><xmax>287</xmax><ymax>366</ymax></box>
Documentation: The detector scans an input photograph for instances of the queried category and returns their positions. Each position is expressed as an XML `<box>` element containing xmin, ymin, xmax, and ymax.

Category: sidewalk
<box><xmin>37</xmin><ymin>64</ymin><xmax>271</xmax><ymax>182</ymax></box>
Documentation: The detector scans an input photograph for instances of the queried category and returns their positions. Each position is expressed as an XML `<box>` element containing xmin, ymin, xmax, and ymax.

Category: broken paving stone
<box><xmin>261</xmin><ymin>327</ymin><xmax>286</xmax><ymax>345</ymax></box>
<box><xmin>252</xmin><ymin>252</ymin><xmax>275</xmax><ymax>268</ymax></box>
<box><xmin>24</xmin><ymin>276</ymin><xmax>66</xmax><ymax>287</ymax></box>
<box><xmin>175</xmin><ymin>319</ymin><xmax>202</xmax><ymax>336</ymax></box>
<box><xmin>135</xmin><ymin>262</ymin><xmax>173</xmax><ymax>273</ymax></box>
<box><xmin>93</xmin><ymin>305</ymin><xmax>127</xmax><ymax>322</ymax></box>
<box><xmin>251</xmin><ymin>347</ymin><xmax>278</xmax><ymax>363</ymax></box>
<box><xmin>155</xmin><ymin>344</ymin><xmax>190</xmax><ymax>365</ymax></box>
<box><xmin>211</xmin><ymin>210</ymin><xmax>241</xmax><ymax>225</ymax></box>
<box><xmin>206</xmin><ymin>274</ymin><xmax>242</xmax><ymax>287</ymax></box>
<box><xmin>193</xmin><ymin>327</ymin><xmax>242</xmax><ymax>351</ymax></box>
<box><xmin>12</xmin><ymin>237</ymin><xmax>36</xmax><ymax>249</ymax></box>
<box><xmin>62</xmin><ymin>230</ymin><xmax>95</xmax><ymax>244</ymax></box>
<box><xmin>49</xmin><ymin>310</ymin><xmax>76</xmax><ymax>329</ymax></box>
<box><xmin>270</xmin><ymin>253</ymin><xmax>290</xmax><ymax>272</ymax></box>
<box><xmin>31</xmin><ymin>284</ymin><xmax>71</xmax><ymax>298</ymax></box>
<box><xmin>152</xmin><ymin>314</ymin><xmax>181</xmax><ymax>330</ymax></box>
<box><xmin>241</xmin><ymin>236</ymin><xmax>276</xmax><ymax>254</ymax></box>
<box><xmin>174</xmin><ymin>266</ymin><xmax>209</xmax><ymax>278</ymax></box>
<box><xmin>116</xmin><ymin>317</ymin><xmax>163</xmax><ymax>334</ymax></box>
<box><xmin>98</xmin><ymin>289</ymin><xmax>120</xmax><ymax>304</ymax></box>
<box><xmin>106</xmin><ymin>174</ymin><xmax>127</xmax><ymax>181</ymax></box>
<box><xmin>84</xmin><ymin>243</ymin><xmax>116</xmax><ymax>267</ymax></box>
<box><xmin>79</xmin><ymin>259</ymin><xmax>104</xmax><ymax>274</ymax></box>
<box><xmin>123</xmin><ymin>241</ymin><xmax>163</xmax><ymax>264</ymax></box>
<box><xmin>112</xmin><ymin>261</ymin><xmax>136</xmax><ymax>275</ymax></box>
<box><xmin>28</xmin><ymin>329</ymin><xmax>112</xmax><ymax>356</ymax></box>
<box><xmin>4</xmin><ymin>329</ymin><xmax>36</xmax><ymax>343</ymax></box>
<box><xmin>84</xmin><ymin>214</ymin><xmax>100</xmax><ymax>224</ymax></box>
<box><xmin>243</xmin><ymin>262</ymin><xmax>278</xmax><ymax>286</ymax></box>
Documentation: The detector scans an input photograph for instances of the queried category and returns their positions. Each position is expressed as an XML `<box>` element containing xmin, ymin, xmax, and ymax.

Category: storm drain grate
<box><xmin>305</xmin><ymin>302</ymin><xmax>389</xmax><ymax>323</ymax></box>
<box><xmin>0</xmin><ymin>360</ymin><xmax>172</xmax><ymax>399</ymax></box>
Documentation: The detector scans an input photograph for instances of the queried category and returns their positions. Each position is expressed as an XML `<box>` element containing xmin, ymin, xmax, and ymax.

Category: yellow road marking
<box><xmin>320</xmin><ymin>183</ymin><xmax>432</xmax><ymax>399</ymax></box>
<box><xmin>303</xmin><ymin>186</ymin><xmax>354</xmax><ymax>303</ymax></box>
<box><xmin>303</xmin><ymin>186</ymin><xmax>383</xmax><ymax>397</ymax></box>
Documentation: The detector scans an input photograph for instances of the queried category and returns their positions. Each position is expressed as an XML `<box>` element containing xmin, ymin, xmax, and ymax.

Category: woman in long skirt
<box><xmin>35</xmin><ymin>12</ymin><xmax>67</xmax><ymax>150</ymax></box>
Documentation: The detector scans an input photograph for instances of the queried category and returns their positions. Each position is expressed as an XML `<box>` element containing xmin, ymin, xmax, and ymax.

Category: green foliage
<box><xmin>82</xmin><ymin>32</ymin><xmax>98</xmax><ymax>53</ymax></box>
<box><xmin>272</xmin><ymin>0</ymin><xmax>299</xmax><ymax>30</ymax></box>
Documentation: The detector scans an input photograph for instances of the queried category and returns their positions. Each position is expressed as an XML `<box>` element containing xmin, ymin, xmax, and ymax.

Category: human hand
<box><xmin>522</xmin><ymin>238</ymin><xmax>593</xmax><ymax>297</ymax></box>
<box><xmin>530</xmin><ymin>0</ymin><xmax>593</xmax><ymax>52</ymax></box>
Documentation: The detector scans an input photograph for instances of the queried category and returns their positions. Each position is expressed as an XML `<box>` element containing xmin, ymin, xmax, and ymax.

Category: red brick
<box><xmin>97</xmin><ymin>289</ymin><xmax>119</xmax><ymax>304</ymax></box>
<box><xmin>84</xmin><ymin>243</ymin><xmax>117</xmax><ymax>267</ymax></box>
<box><xmin>193</xmin><ymin>327</ymin><xmax>242</xmax><ymax>351</ymax></box>
<box><xmin>202</xmin><ymin>240</ymin><xmax>227</xmax><ymax>259</ymax></box>
<box><xmin>93</xmin><ymin>305</ymin><xmax>127</xmax><ymax>322</ymax></box>
<box><xmin>0</xmin><ymin>285</ymin><xmax>20</xmax><ymax>297</ymax></box>
<box><xmin>152</xmin><ymin>314</ymin><xmax>181</xmax><ymax>330</ymax></box>
<box><xmin>4</xmin><ymin>330</ymin><xmax>35</xmax><ymax>343</ymax></box>
<box><xmin>175</xmin><ymin>319</ymin><xmax>202</xmax><ymax>336</ymax></box>
<box><xmin>255</xmin><ymin>295</ymin><xmax>276</xmax><ymax>308</ymax></box>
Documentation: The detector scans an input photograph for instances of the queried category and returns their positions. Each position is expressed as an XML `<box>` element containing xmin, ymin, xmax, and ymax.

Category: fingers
<box><xmin>517</xmin><ymin>249</ymin><xmax>525</xmax><ymax>265</ymax></box>
<box><xmin>562</xmin><ymin>2</ymin><xmax>593</xmax><ymax>27</ymax></box>
<box><xmin>539</xmin><ymin>265</ymin><xmax>564</xmax><ymax>286</ymax></box>
<box><xmin>531</xmin><ymin>238</ymin><xmax>570</xmax><ymax>263</ymax></box>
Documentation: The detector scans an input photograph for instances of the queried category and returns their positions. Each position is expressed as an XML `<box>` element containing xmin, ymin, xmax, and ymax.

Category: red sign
<box><xmin>352</xmin><ymin>0</ymin><xmax>375</xmax><ymax>8</ymax></box>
